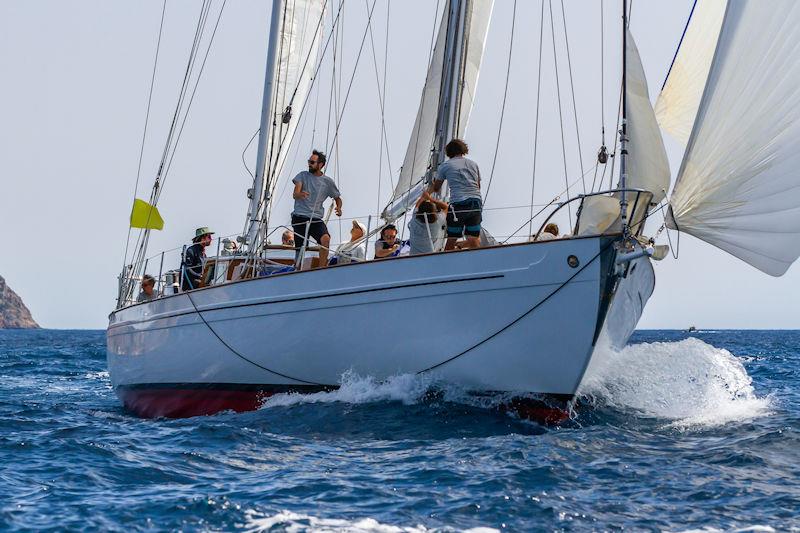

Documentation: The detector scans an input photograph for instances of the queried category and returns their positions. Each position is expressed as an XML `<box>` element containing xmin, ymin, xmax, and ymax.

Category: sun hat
<box><xmin>351</xmin><ymin>220</ymin><xmax>367</xmax><ymax>235</ymax></box>
<box><xmin>193</xmin><ymin>227</ymin><xmax>215</xmax><ymax>242</ymax></box>
<box><xmin>195</xmin><ymin>227</ymin><xmax>214</xmax><ymax>238</ymax></box>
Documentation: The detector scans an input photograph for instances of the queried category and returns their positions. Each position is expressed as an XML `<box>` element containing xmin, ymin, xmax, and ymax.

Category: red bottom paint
<box><xmin>118</xmin><ymin>386</ymin><xmax>571</xmax><ymax>425</ymax></box>
<box><xmin>118</xmin><ymin>388</ymin><xmax>274</xmax><ymax>419</ymax></box>
<box><xmin>499</xmin><ymin>397</ymin><xmax>571</xmax><ymax>425</ymax></box>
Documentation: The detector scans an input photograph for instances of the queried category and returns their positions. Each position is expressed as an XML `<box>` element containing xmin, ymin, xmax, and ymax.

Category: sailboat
<box><xmin>107</xmin><ymin>0</ymin><xmax>800</xmax><ymax>421</ymax></box>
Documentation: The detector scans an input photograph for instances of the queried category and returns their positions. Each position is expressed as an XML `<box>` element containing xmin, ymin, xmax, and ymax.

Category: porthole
<box><xmin>567</xmin><ymin>255</ymin><xmax>579</xmax><ymax>268</ymax></box>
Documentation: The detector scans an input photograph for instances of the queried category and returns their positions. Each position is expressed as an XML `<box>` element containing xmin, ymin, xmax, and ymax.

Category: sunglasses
<box><xmin>307</xmin><ymin>159</ymin><xmax>320</xmax><ymax>164</ymax></box>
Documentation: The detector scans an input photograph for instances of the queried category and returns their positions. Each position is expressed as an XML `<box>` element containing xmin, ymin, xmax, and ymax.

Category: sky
<box><xmin>1</xmin><ymin>0</ymin><xmax>798</xmax><ymax>330</ymax></box>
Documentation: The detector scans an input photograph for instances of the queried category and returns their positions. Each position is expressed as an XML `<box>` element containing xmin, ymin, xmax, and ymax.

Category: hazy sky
<box><xmin>1</xmin><ymin>0</ymin><xmax>798</xmax><ymax>330</ymax></box>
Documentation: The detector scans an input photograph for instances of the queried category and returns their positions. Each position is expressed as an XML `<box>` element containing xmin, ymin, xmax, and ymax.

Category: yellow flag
<box><xmin>130</xmin><ymin>199</ymin><xmax>164</xmax><ymax>230</ymax></box>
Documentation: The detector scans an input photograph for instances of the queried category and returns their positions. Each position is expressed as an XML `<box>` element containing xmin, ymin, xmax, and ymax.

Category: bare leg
<box><xmin>444</xmin><ymin>237</ymin><xmax>458</xmax><ymax>251</ymax></box>
<box><xmin>465</xmin><ymin>235</ymin><xmax>481</xmax><ymax>249</ymax></box>
<box><xmin>318</xmin><ymin>234</ymin><xmax>331</xmax><ymax>267</ymax></box>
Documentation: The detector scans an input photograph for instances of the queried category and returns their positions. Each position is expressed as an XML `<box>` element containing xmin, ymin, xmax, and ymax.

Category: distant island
<box><xmin>0</xmin><ymin>275</ymin><xmax>39</xmax><ymax>328</ymax></box>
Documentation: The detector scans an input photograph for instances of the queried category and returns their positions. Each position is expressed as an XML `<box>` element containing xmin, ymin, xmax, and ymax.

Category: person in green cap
<box><xmin>182</xmin><ymin>227</ymin><xmax>214</xmax><ymax>291</ymax></box>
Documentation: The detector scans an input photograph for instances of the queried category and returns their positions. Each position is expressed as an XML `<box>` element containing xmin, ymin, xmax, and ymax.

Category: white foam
<box><xmin>243</xmin><ymin>510</ymin><xmax>499</xmax><ymax>533</ymax></box>
<box><xmin>260</xmin><ymin>371</ymin><xmax>434</xmax><ymax>409</ymax></box>
<box><xmin>579</xmin><ymin>337</ymin><xmax>773</xmax><ymax>428</ymax></box>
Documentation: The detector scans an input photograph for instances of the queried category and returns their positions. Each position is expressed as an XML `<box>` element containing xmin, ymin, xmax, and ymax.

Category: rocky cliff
<box><xmin>0</xmin><ymin>275</ymin><xmax>39</xmax><ymax>328</ymax></box>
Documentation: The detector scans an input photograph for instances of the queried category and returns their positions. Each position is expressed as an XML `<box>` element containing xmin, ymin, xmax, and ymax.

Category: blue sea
<box><xmin>0</xmin><ymin>329</ymin><xmax>797</xmax><ymax>531</ymax></box>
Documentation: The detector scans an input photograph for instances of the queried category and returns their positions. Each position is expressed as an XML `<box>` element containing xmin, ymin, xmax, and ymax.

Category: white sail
<box><xmin>654</xmin><ymin>0</ymin><xmax>726</xmax><ymax>144</ymax></box>
<box><xmin>246</xmin><ymin>0</ymin><xmax>326</xmax><ymax>245</ymax></box>
<box><xmin>667</xmin><ymin>1</ymin><xmax>800</xmax><ymax>276</ymax></box>
<box><xmin>265</xmin><ymin>0</ymin><xmax>327</xmax><ymax>195</ymax></box>
<box><xmin>626</xmin><ymin>29</ymin><xmax>670</xmax><ymax>205</ymax></box>
<box><xmin>386</xmin><ymin>0</ymin><xmax>493</xmax><ymax>215</ymax></box>
<box><xmin>576</xmin><ymin>30</ymin><xmax>670</xmax><ymax>236</ymax></box>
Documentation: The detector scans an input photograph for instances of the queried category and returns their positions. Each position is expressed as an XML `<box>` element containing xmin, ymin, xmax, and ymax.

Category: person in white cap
<box><xmin>182</xmin><ymin>227</ymin><xmax>214</xmax><ymax>290</ymax></box>
<box><xmin>333</xmin><ymin>220</ymin><xmax>367</xmax><ymax>265</ymax></box>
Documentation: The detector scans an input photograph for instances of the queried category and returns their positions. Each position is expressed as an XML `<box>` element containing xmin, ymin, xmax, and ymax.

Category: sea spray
<box><xmin>260</xmin><ymin>371</ymin><xmax>436</xmax><ymax>408</ymax></box>
<box><xmin>579</xmin><ymin>337</ymin><xmax>773</xmax><ymax>428</ymax></box>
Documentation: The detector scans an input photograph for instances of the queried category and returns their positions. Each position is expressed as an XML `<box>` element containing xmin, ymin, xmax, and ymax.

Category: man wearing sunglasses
<box><xmin>291</xmin><ymin>150</ymin><xmax>343</xmax><ymax>268</ymax></box>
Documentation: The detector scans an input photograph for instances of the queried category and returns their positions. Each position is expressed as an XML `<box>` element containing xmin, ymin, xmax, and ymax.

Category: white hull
<box><xmin>107</xmin><ymin>236</ymin><xmax>654</xmax><ymax>418</ymax></box>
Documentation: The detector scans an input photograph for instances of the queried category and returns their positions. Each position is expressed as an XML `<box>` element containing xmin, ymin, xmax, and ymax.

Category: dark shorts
<box><xmin>446</xmin><ymin>198</ymin><xmax>482</xmax><ymax>238</ymax></box>
<box><xmin>291</xmin><ymin>215</ymin><xmax>330</xmax><ymax>250</ymax></box>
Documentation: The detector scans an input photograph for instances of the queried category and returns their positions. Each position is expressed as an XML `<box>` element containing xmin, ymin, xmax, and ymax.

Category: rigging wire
<box><xmin>123</xmin><ymin>0</ymin><xmax>167</xmax><ymax>269</ymax></box>
<box><xmin>125</xmin><ymin>0</ymin><xmax>218</xmax><ymax>300</ymax></box>
<box><xmin>528</xmin><ymin>0</ymin><xmax>546</xmax><ymax>238</ymax></box>
<box><xmin>372</xmin><ymin>0</ymin><xmax>392</xmax><ymax>217</ymax></box>
<box><xmin>605</xmin><ymin>0</ymin><xmax>633</xmax><ymax>190</ymax></box>
<box><xmin>263</xmin><ymin>1</ymin><xmax>346</xmax><ymax>219</ymax></box>
<box><xmin>241</xmin><ymin>129</ymin><xmax>259</xmax><ymax>180</ymax></box>
<box><xmin>559</xmin><ymin>0</ymin><xmax>586</xmax><ymax>195</ymax></box>
<box><xmin>481</xmin><ymin>0</ymin><xmax>517</xmax><ymax>206</ymax></box>
<box><xmin>401</xmin><ymin>0</ymin><xmax>442</xmax><ymax>205</ymax></box>
<box><xmin>324</xmin><ymin>0</ymin><xmax>379</xmax><ymax>156</ymax></box>
<box><xmin>158</xmin><ymin>0</ymin><xmax>227</xmax><ymax>201</ymax></box>
<box><xmin>548</xmin><ymin>0</ymin><xmax>573</xmax><ymax>228</ymax></box>
<box><xmin>590</xmin><ymin>0</ymin><xmax>606</xmax><ymax>193</ymax></box>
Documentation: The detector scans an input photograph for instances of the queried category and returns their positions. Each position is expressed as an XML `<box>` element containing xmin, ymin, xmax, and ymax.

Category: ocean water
<box><xmin>0</xmin><ymin>330</ymin><xmax>798</xmax><ymax>532</ymax></box>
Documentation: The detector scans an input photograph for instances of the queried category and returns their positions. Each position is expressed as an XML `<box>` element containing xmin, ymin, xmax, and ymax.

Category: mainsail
<box><xmin>246</xmin><ymin>0</ymin><xmax>327</xmax><ymax>246</ymax></box>
<box><xmin>653</xmin><ymin>0</ymin><xmax>726</xmax><ymax>144</ymax></box>
<box><xmin>382</xmin><ymin>0</ymin><xmax>493</xmax><ymax>220</ymax></box>
<box><xmin>666</xmin><ymin>1</ymin><xmax>800</xmax><ymax>276</ymax></box>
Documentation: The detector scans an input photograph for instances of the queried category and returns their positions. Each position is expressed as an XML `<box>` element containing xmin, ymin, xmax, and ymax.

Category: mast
<box><xmin>619</xmin><ymin>0</ymin><xmax>629</xmax><ymax>237</ymax></box>
<box><xmin>429</xmin><ymin>0</ymin><xmax>470</xmax><ymax>183</ymax></box>
<box><xmin>245</xmin><ymin>0</ymin><xmax>285</xmax><ymax>250</ymax></box>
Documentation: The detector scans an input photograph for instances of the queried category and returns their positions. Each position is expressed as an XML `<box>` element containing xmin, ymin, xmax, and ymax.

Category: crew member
<box><xmin>291</xmin><ymin>150</ymin><xmax>343</xmax><ymax>268</ymax></box>
<box><xmin>182</xmin><ymin>227</ymin><xmax>214</xmax><ymax>290</ymax></box>
<box><xmin>137</xmin><ymin>274</ymin><xmax>157</xmax><ymax>302</ymax></box>
<box><xmin>428</xmin><ymin>139</ymin><xmax>483</xmax><ymax>250</ymax></box>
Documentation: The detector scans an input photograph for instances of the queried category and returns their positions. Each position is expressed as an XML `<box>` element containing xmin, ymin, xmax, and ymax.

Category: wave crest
<box><xmin>579</xmin><ymin>337</ymin><xmax>773</xmax><ymax>428</ymax></box>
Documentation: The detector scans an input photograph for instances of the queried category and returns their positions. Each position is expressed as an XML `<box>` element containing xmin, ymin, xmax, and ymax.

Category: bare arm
<box><xmin>293</xmin><ymin>182</ymin><xmax>309</xmax><ymax>200</ymax></box>
<box><xmin>374</xmin><ymin>244</ymin><xmax>399</xmax><ymax>258</ymax></box>
<box><xmin>334</xmin><ymin>196</ymin><xmax>343</xmax><ymax>216</ymax></box>
<box><xmin>428</xmin><ymin>179</ymin><xmax>444</xmax><ymax>195</ymax></box>
<box><xmin>418</xmin><ymin>190</ymin><xmax>448</xmax><ymax>212</ymax></box>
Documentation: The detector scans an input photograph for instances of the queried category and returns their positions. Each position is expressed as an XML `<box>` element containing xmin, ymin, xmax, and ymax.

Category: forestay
<box><xmin>576</xmin><ymin>31</ymin><xmax>668</xmax><ymax>236</ymax></box>
<box><xmin>654</xmin><ymin>0</ymin><xmax>726</xmax><ymax>144</ymax></box>
<box><xmin>383</xmin><ymin>0</ymin><xmax>493</xmax><ymax>220</ymax></box>
<box><xmin>666</xmin><ymin>1</ymin><xmax>800</xmax><ymax>276</ymax></box>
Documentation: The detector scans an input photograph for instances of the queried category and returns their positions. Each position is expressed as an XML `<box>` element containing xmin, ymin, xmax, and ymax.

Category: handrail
<box><xmin>532</xmin><ymin>188</ymin><xmax>650</xmax><ymax>241</ymax></box>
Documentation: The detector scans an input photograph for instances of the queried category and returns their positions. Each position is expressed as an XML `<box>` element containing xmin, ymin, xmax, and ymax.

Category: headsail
<box><xmin>654</xmin><ymin>0</ymin><xmax>726</xmax><ymax>144</ymax></box>
<box><xmin>246</xmin><ymin>0</ymin><xmax>327</xmax><ymax>246</ymax></box>
<box><xmin>667</xmin><ymin>1</ymin><xmax>800</xmax><ymax>276</ymax></box>
<box><xmin>625</xmin><ymin>29</ymin><xmax>670</xmax><ymax>205</ymax></box>
<box><xmin>576</xmin><ymin>30</ymin><xmax>669</xmax><ymax>236</ymax></box>
<box><xmin>383</xmin><ymin>0</ymin><xmax>493</xmax><ymax>220</ymax></box>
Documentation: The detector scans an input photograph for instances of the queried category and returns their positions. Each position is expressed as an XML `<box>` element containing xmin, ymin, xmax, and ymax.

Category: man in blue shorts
<box><xmin>291</xmin><ymin>150</ymin><xmax>343</xmax><ymax>267</ymax></box>
<box><xmin>428</xmin><ymin>139</ymin><xmax>483</xmax><ymax>250</ymax></box>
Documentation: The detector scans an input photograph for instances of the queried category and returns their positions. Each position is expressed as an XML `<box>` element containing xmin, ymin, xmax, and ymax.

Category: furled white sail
<box><xmin>246</xmin><ymin>0</ymin><xmax>326</xmax><ymax>245</ymax></box>
<box><xmin>667</xmin><ymin>1</ymin><xmax>800</xmax><ymax>276</ymax></box>
<box><xmin>654</xmin><ymin>0</ymin><xmax>726</xmax><ymax>144</ymax></box>
<box><xmin>625</xmin><ymin>29</ymin><xmax>670</xmax><ymax>205</ymax></box>
<box><xmin>266</xmin><ymin>0</ymin><xmax>327</xmax><ymax>194</ymax></box>
<box><xmin>385</xmin><ymin>0</ymin><xmax>493</xmax><ymax>217</ymax></box>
